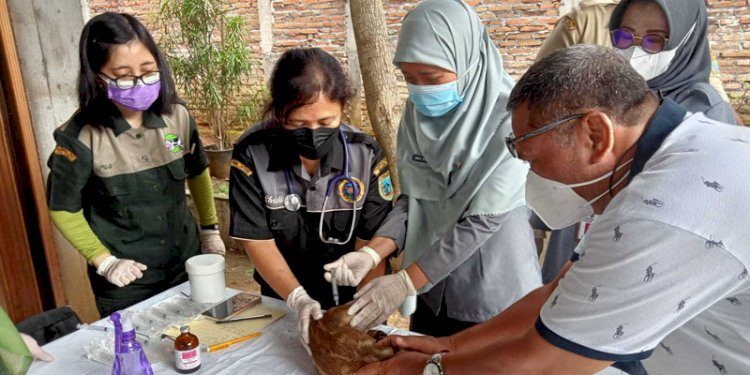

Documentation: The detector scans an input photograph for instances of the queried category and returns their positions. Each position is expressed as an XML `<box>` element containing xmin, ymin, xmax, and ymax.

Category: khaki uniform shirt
<box><xmin>537</xmin><ymin>0</ymin><xmax>619</xmax><ymax>61</ymax></box>
<box><xmin>47</xmin><ymin>104</ymin><xmax>207</xmax><ymax>308</ymax></box>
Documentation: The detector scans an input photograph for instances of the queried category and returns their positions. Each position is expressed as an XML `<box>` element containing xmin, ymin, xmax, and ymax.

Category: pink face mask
<box><xmin>105</xmin><ymin>80</ymin><xmax>161</xmax><ymax>112</ymax></box>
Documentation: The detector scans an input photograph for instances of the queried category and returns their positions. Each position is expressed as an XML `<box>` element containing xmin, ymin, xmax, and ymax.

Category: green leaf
<box><xmin>154</xmin><ymin>0</ymin><xmax>266</xmax><ymax>150</ymax></box>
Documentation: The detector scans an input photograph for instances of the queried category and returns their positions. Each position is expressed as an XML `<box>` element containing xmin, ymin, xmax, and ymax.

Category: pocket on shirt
<box><xmin>99</xmin><ymin>174</ymin><xmax>133</xmax><ymax>196</ymax></box>
<box><xmin>166</xmin><ymin>159</ymin><xmax>189</xmax><ymax>181</ymax></box>
<box><xmin>268</xmin><ymin>209</ymin><xmax>301</xmax><ymax>249</ymax></box>
<box><xmin>97</xmin><ymin>174</ymin><xmax>136</xmax><ymax>213</ymax></box>
<box><xmin>327</xmin><ymin>210</ymin><xmax>357</xmax><ymax>241</ymax></box>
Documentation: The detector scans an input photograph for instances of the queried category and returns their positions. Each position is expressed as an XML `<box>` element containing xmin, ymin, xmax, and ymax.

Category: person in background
<box><xmin>539</xmin><ymin>0</ymin><xmax>732</xmax><ymax>107</ymax></box>
<box><xmin>536</xmin><ymin>0</ymin><xmax>619</xmax><ymax>61</ymax></box>
<box><xmin>341</xmin><ymin>0</ymin><xmax>541</xmax><ymax>337</ymax></box>
<box><xmin>47</xmin><ymin>12</ymin><xmax>225</xmax><ymax>317</ymax></box>
<box><xmin>357</xmin><ymin>44</ymin><xmax>750</xmax><ymax>375</ymax></box>
<box><xmin>610</xmin><ymin>0</ymin><xmax>736</xmax><ymax>124</ymax></box>
<box><xmin>0</xmin><ymin>307</ymin><xmax>54</xmax><ymax>375</ymax></box>
<box><xmin>228</xmin><ymin>47</ymin><xmax>405</xmax><ymax>352</ymax></box>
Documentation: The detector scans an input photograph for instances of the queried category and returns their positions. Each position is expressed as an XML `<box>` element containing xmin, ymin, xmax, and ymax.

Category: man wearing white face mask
<box><xmin>356</xmin><ymin>45</ymin><xmax>750</xmax><ymax>375</ymax></box>
<box><xmin>530</xmin><ymin>0</ymin><xmax>741</xmax><ymax>298</ymax></box>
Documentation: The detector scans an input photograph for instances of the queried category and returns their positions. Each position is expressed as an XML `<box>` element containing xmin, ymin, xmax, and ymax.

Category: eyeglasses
<box><xmin>99</xmin><ymin>71</ymin><xmax>161</xmax><ymax>89</ymax></box>
<box><xmin>611</xmin><ymin>29</ymin><xmax>669</xmax><ymax>54</ymax></box>
<box><xmin>505</xmin><ymin>114</ymin><xmax>584</xmax><ymax>158</ymax></box>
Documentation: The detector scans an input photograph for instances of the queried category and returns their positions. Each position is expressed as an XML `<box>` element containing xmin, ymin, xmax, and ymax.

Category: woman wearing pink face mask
<box><xmin>47</xmin><ymin>12</ymin><xmax>224</xmax><ymax>317</ymax></box>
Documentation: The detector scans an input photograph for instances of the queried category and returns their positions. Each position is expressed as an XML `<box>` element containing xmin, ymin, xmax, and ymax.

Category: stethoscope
<box><xmin>283</xmin><ymin>127</ymin><xmax>360</xmax><ymax>245</ymax></box>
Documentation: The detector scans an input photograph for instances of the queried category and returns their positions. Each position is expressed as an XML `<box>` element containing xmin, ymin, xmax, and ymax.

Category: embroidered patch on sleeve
<box><xmin>372</xmin><ymin>158</ymin><xmax>389</xmax><ymax>177</ymax></box>
<box><xmin>230</xmin><ymin>159</ymin><xmax>253</xmax><ymax>176</ymax></box>
<box><xmin>53</xmin><ymin>146</ymin><xmax>77</xmax><ymax>162</ymax></box>
<box><xmin>378</xmin><ymin>172</ymin><xmax>394</xmax><ymax>201</ymax></box>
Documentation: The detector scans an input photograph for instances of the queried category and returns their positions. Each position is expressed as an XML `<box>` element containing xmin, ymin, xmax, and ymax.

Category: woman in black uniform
<box><xmin>228</xmin><ymin>48</ymin><xmax>405</xmax><ymax>351</ymax></box>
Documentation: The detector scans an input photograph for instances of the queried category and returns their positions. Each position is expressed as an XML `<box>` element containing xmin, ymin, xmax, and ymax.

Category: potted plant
<box><xmin>155</xmin><ymin>0</ymin><xmax>265</xmax><ymax>179</ymax></box>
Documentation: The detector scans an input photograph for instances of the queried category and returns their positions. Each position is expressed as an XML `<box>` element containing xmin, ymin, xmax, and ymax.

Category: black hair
<box><xmin>77</xmin><ymin>12</ymin><xmax>177</xmax><ymax>119</ymax></box>
<box><xmin>266</xmin><ymin>48</ymin><xmax>353</xmax><ymax>126</ymax></box>
<box><xmin>507</xmin><ymin>44</ymin><xmax>655</xmax><ymax>127</ymax></box>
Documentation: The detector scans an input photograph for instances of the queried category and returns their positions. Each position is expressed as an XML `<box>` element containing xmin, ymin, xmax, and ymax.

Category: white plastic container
<box><xmin>185</xmin><ymin>254</ymin><xmax>226</xmax><ymax>304</ymax></box>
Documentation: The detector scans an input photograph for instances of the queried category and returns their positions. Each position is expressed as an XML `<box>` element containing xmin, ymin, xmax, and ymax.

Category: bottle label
<box><xmin>175</xmin><ymin>348</ymin><xmax>201</xmax><ymax>370</ymax></box>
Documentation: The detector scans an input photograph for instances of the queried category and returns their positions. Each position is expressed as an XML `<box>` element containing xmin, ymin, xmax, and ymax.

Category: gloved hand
<box><xmin>347</xmin><ymin>270</ymin><xmax>416</xmax><ymax>331</ymax></box>
<box><xmin>96</xmin><ymin>255</ymin><xmax>147</xmax><ymax>287</ymax></box>
<box><xmin>323</xmin><ymin>246</ymin><xmax>381</xmax><ymax>286</ymax></box>
<box><xmin>200</xmin><ymin>228</ymin><xmax>226</xmax><ymax>255</ymax></box>
<box><xmin>20</xmin><ymin>333</ymin><xmax>54</xmax><ymax>362</ymax></box>
<box><xmin>286</xmin><ymin>286</ymin><xmax>322</xmax><ymax>354</ymax></box>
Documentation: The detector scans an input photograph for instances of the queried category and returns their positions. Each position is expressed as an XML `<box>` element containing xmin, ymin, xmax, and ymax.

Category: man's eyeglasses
<box><xmin>611</xmin><ymin>28</ymin><xmax>669</xmax><ymax>54</ymax></box>
<box><xmin>99</xmin><ymin>71</ymin><xmax>161</xmax><ymax>90</ymax></box>
<box><xmin>505</xmin><ymin>114</ymin><xmax>584</xmax><ymax>158</ymax></box>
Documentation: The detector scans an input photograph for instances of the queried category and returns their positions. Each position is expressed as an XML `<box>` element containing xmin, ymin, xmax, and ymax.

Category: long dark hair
<box><xmin>266</xmin><ymin>48</ymin><xmax>353</xmax><ymax>126</ymax></box>
<box><xmin>78</xmin><ymin>12</ymin><xmax>177</xmax><ymax>119</ymax></box>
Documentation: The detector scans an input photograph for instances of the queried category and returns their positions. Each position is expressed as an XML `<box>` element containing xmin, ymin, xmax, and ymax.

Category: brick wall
<box><xmin>88</xmin><ymin>0</ymin><xmax>750</xmax><ymax>124</ymax></box>
<box><xmin>708</xmin><ymin>1</ymin><xmax>750</xmax><ymax>121</ymax></box>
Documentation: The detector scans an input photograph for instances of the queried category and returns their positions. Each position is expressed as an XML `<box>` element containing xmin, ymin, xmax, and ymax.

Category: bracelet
<box><xmin>201</xmin><ymin>224</ymin><xmax>219</xmax><ymax>230</ymax></box>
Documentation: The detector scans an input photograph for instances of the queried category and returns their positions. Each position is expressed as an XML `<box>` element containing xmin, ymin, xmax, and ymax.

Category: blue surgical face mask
<box><xmin>407</xmin><ymin>81</ymin><xmax>462</xmax><ymax>117</ymax></box>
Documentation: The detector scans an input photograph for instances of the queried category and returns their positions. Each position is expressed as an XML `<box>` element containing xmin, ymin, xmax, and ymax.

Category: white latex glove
<box><xmin>96</xmin><ymin>255</ymin><xmax>147</xmax><ymax>287</ymax></box>
<box><xmin>20</xmin><ymin>333</ymin><xmax>54</xmax><ymax>362</ymax></box>
<box><xmin>200</xmin><ymin>228</ymin><xmax>226</xmax><ymax>255</ymax></box>
<box><xmin>347</xmin><ymin>270</ymin><xmax>416</xmax><ymax>331</ymax></box>
<box><xmin>323</xmin><ymin>246</ymin><xmax>381</xmax><ymax>286</ymax></box>
<box><xmin>286</xmin><ymin>286</ymin><xmax>322</xmax><ymax>354</ymax></box>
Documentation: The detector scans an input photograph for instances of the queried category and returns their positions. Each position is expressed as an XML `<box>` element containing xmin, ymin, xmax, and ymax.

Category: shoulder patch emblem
<box><xmin>565</xmin><ymin>17</ymin><xmax>577</xmax><ymax>31</ymax></box>
<box><xmin>53</xmin><ymin>146</ymin><xmax>77</xmax><ymax>162</ymax></box>
<box><xmin>372</xmin><ymin>158</ymin><xmax>388</xmax><ymax>177</ymax></box>
<box><xmin>378</xmin><ymin>172</ymin><xmax>394</xmax><ymax>201</ymax></box>
<box><xmin>230</xmin><ymin>159</ymin><xmax>253</xmax><ymax>176</ymax></box>
<box><xmin>338</xmin><ymin>177</ymin><xmax>365</xmax><ymax>204</ymax></box>
<box><xmin>164</xmin><ymin>133</ymin><xmax>183</xmax><ymax>153</ymax></box>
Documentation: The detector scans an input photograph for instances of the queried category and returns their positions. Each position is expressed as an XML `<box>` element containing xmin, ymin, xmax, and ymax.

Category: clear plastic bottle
<box><xmin>174</xmin><ymin>325</ymin><xmax>201</xmax><ymax>373</ymax></box>
<box><xmin>110</xmin><ymin>312</ymin><xmax>154</xmax><ymax>375</ymax></box>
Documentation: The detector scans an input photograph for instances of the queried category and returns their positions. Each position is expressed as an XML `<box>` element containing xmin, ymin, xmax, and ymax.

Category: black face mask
<box><xmin>286</xmin><ymin>127</ymin><xmax>339</xmax><ymax>160</ymax></box>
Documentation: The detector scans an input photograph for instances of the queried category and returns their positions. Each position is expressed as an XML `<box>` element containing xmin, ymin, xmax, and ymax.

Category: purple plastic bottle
<box><xmin>110</xmin><ymin>312</ymin><xmax>154</xmax><ymax>375</ymax></box>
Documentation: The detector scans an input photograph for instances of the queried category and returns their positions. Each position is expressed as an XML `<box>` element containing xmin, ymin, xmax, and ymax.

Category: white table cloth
<box><xmin>28</xmin><ymin>282</ymin><xmax>317</xmax><ymax>375</ymax></box>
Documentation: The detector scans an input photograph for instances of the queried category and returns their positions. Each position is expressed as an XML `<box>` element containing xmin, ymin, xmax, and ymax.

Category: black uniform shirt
<box><xmin>229</xmin><ymin>122</ymin><xmax>403</xmax><ymax>307</ymax></box>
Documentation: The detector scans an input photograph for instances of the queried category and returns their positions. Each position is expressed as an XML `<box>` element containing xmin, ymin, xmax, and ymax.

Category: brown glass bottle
<box><xmin>174</xmin><ymin>325</ymin><xmax>201</xmax><ymax>373</ymax></box>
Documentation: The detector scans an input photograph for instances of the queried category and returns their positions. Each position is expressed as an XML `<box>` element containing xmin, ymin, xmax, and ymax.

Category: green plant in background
<box><xmin>156</xmin><ymin>0</ymin><xmax>266</xmax><ymax>150</ymax></box>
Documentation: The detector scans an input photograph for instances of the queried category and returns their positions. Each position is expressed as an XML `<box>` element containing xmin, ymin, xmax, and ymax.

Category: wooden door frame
<box><xmin>0</xmin><ymin>0</ymin><xmax>65</xmax><ymax>321</ymax></box>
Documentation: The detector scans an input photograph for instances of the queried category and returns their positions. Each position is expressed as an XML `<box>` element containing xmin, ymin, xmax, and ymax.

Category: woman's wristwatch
<box><xmin>422</xmin><ymin>352</ymin><xmax>445</xmax><ymax>375</ymax></box>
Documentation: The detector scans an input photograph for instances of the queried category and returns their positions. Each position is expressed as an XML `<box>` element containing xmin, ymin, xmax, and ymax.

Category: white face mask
<box><xmin>526</xmin><ymin>159</ymin><xmax>633</xmax><ymax>230</ymax></box>
<box><xmin>615</xmin><ymin>23</ymin><xmax>696</xmax><ymax>81</ymax></box>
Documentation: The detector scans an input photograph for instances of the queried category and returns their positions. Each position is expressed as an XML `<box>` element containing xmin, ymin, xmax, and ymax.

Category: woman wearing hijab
<box><xmin>610</xmin><ymin>0</ymin><xmax>737</xmax><ymax>124</ymax></box>
<box><xmin>338</xmin><ymin>0</ymin><xmax>542</xmax><ymax>336</ymax></box>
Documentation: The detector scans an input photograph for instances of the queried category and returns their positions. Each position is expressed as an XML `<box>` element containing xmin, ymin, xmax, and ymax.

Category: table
<box><xmin>28</xmin><ymin>283</ymin><xmax>627</xmax><ymax>375</ymax></box>
<box><xmin>28</xmin><ymin>282</ymin><xmax>318</xmax><ymax>375</ymax></box>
